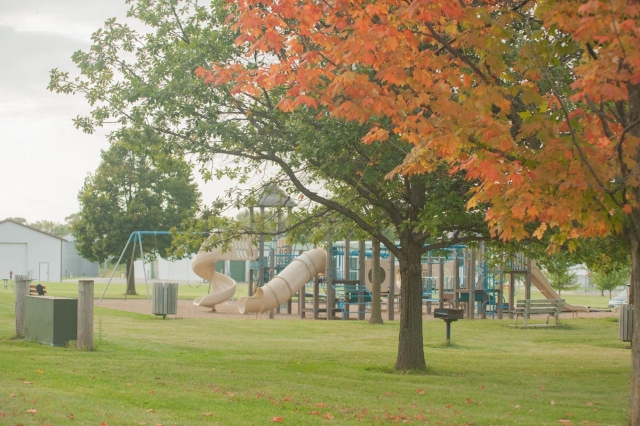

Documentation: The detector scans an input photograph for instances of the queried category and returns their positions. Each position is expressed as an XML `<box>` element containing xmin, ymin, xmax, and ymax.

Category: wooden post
<box><xmin>14</xmin><ymin>275</ymin><xmax>30</xmax><ymax>338</ymax></box>
<box><xmin>426</xmin><ymin>254</ymin><xmax>433</xmax><ymax>314</ymax></box>
<box><xmin>358</xmin><ymin>241</ymin><xmax>366</xmax><ymax>321</ymax></box>
<box><xmin>326</xmin><ymin>239</ymin><xmax>334</xmax><ymax>320</ymax></box>
<box><xmin>344</xmin><ymin>239</ymin><xmax>350</xmax><ymax>280</ymax></box>
<box><xmin>313</xmin><ymin>275</ymin><xmax>320</xmax><ymax>320</ymax></box>
<box><xmin>525</xmin><ymin>258</ymin><xmax>532</xmax><ymax>300</ymax></box>
<box><xmin>469</xmin><ymin>248</ymin><xmax>476</xmax><ymax>320</ymax></box>
<box><xmin>270</xmin><ymin>249</ymin><xmax>276</xmax><ymax>319</ymax></box>
<box><xmin>438</xmin><ymin>258</ymin><xmax>445</xmax><ymax>309</ymax></box>
<box><xmin>478</xmin><ymin>244</ymin><xmax>486</xmax><ymax>319</ymax></box>
<box><xmin>249</xmin><ymin>207</ymin><xmax>255</xmax><ymax>297</ymax></box>
<box><xmin>388</xmin><ymin>250</ymin><xmax>395</xmax><ymax>320</ymax></box>
<box><xmin>77</xmin><ymin>280</ymin><xmax>94</xmax><ymax>350</ymax></box>
<box><xmin>453</xmin><ymin>250</ymin><xmax>460</xmax><ymax>309</ymax></box>
<box><xmin>259</xmin><ymin>206</ymin><xmax>265</xmax><ymax>289</ymax></box>
<box><xmin>497</xmin><ymin>271</ymin><xmax>504</xmax><ymax>320</ymax></box>
<box><xmin>509</xmin><ymin>273</ymin><xmax>515</xmax><ymax>319</ymax></box>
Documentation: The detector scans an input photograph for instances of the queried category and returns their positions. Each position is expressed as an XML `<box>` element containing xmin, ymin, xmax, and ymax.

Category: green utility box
<box><xmin>24</xmin><ymin>296</ymin><xmax>77</xmax><ymax>346</ymax></box>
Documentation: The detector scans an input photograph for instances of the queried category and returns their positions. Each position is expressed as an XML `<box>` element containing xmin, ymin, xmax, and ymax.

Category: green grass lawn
<box><xmin>0</xmin><ymin>291</ymin><xmax>630</xmax><ymax>425</ymax></box>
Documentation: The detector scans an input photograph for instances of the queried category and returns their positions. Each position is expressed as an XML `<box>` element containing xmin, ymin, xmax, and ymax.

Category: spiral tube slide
<box><xmin>192</xmin><ymin>252</ymin><xmax>238</xmax><ymax>308</ymax></box>
<box><xmin>191</xmin><ymin>236</ymin><xmax>259</xmax><ymax>309</ymax></box>
<box><xmin>238</xmin><ymin>248</ymin><xmax>327</xmax><ymax>314</ymax></box>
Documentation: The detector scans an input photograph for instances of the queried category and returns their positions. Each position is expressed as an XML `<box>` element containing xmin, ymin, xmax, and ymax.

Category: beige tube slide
<box><xmin>192</xmin><ymin>236</ymin><xmax>258</xmax><ymax>309</ymax></box>
<box><xmin>530</xmin><ymin>261</ymin><xmax>589</xmax><ymax>313</ymax></box>
<box><xmin>238</xmin><ymin>248</ymin><xmax>326</xmax><ymax>314</ymax></box>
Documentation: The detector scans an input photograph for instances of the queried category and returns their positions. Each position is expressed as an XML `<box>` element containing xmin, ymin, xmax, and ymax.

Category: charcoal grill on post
<box><xmin>434</xmin><ymin>308</ymin><xmax>464</xmax><ymax>345</ymax></box>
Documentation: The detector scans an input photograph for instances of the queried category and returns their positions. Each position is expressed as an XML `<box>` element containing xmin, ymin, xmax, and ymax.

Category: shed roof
<box><xmin>0</xmin><ymin>219</ymin><xmax>67</xmax><ymax>241</ymax></box>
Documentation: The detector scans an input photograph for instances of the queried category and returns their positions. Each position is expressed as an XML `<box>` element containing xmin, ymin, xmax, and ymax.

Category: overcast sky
<box><xmin>0</xmin><ymin>0</ymin><xmax>234</xmax><ymax>224</ymax></box>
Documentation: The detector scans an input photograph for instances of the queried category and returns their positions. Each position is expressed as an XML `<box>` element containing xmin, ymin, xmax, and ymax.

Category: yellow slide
<box><xmin>530</xmin><ymin>262</ymin><xmax>589</xmax><ymax>313</ymax></box>
<box><xmin>192</xmin><ymin>236</ymin><xmax>259</xmax><ymax>309</ymax></box>
<box><xmin>238</xmin><ymin>248</ymin><xmax>326</xmax><ymax>314</ymax></box>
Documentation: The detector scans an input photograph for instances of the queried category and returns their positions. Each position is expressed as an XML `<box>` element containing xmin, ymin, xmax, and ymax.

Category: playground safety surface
<box><xmin>95</xmin><ymin>298</ymin><xmax>618</xmax><ymax>321</ymax></box>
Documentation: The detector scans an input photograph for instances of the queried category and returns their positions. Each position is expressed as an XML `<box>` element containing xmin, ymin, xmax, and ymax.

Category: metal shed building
<box><xmin>0</xmin><ymin>219</ymin><xmax>64</xmax><ymax>282</ymax></box>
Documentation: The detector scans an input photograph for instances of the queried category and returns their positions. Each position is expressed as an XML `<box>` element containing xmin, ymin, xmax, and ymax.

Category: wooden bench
<box><xmin>29</xmin><ymin>284</ymin><xmax>47</xmax><ymax>296</ymax></box>
<box><xmin>514</xmin><ymin>299</ymin><xmax>564</xmax><ymax>327</ymax></box>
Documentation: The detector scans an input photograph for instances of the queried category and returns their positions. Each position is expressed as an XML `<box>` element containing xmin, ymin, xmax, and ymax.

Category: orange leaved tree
<box><xmin>202</xmin><ymin>0</ymin><xmax>640</xmax><ymax>419</ymax></box>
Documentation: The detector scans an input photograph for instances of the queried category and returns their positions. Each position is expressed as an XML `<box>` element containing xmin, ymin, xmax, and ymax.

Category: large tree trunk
<box><xmin>369</xmin><ymin>238</ymin><xmax>384</xmax><ymax>324</ymax></box>
<box><xmin>395</xmin><ymin>238</ymin><xmax>426</xmax><ymax>370</ymax></box>
<box><xmin>629</xmin><ymin>230</ymin><xmax>640</xmax><ymax>424</ymax></box>
<box><xmin>126</xmin><ymin>255</ymin><xmax>136</xmax><ymax>295</ymax></box>
<box><xmin>627</xmin><ymin>82</ymin><xmax>640</xmax><ymax>425</ymax></box>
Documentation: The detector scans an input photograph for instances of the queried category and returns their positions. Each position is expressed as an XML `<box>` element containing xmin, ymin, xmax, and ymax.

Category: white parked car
<box><xmin>608</xmin><ymin>288</ymin><xmax>628</xmax><ymax>309</ymax></box>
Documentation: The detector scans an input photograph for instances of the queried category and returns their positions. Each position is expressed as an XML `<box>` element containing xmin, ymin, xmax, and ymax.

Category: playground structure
<box><xmin>204</xmin><ymin>235</ymin><xmax>590</xmax><ymax>320</ymax></box>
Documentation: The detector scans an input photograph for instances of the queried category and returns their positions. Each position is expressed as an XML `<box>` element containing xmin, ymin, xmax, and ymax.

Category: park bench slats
<box><xmin>513</xmin><ymin>299</ymin><xmax>564</xmax><ymax>327</ymax></box>
<box><xmin>29</xmin><ymin>284</ymin><xmax>47</xmax><ymax>296</ymax></box>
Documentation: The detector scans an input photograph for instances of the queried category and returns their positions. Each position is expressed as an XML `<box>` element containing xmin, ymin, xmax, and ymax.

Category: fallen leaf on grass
<box><xmin>415</xmin><ymin>414</ymin><xmax>425</xmax><ymax>421</ymax></box>
<box><xmin>148</xmin><ymin>409</ymin><xmax>155</xmax><ymax>413</ymax></box>
<box><xmin>23</xmin><ymin>381</ymin><xmax>33</xmax><ymax>385</ymax></box>
<box><xmin>270</xmin><ymin>416</ymin><xmax>284</xmax><ymax>422</ymax></box>
<box><xmin>558</xmin><ymin>420</ymin><xmax>572</xmax><ymax>425</ymax></box>
<box><xmin>465</xmin><ymin>398</ymin><xmax>474</xmax><ymax>404</ymax></box>
<box><xmin>540</xmin><ymin>386</ymin><xmax>546</xmax><ymax>391</ymax></box>
<box><xmin>551</xmin><ymin>401</ymin><xmax>556</xmax><ymax>406</ymax></box>
<box><xmin>417</xmin><ymin>389</ymin><xmax>425</xmax><ymax>394</ymax></box>
<box><xmin>585</xmin><ymin>402</ymin><xmax>593</xmax><ymax>406</ymax></box>
<box><xmin>309</xmin><ymin>411</ymin><xmax>319</xmax><ymax>416</ymax></box>
<box><xmin>479</xmin><ymin>385</ymin><xmax>485</xmax><ymax>390</ymax></box>
<box><xmin>27</xmin><ymin>409</ymin><xmax>37</xmax><ymax>414</ymax></box>
<box><xmin>324</xmin><ymin>412</ymin><xmax>334</xmax><ymax>420</ymax></box>
<box><xmin>9</xmin><ymin>393</ymin><xmax>16</xmax><ymax>398</ymax></box>
<box><xmin>514</xmin><ymin>405</ymin><xmax>521</xmax><ymax>409</ymax></box>
<box><xmin>385</xmin><ymin>392</ymin><xmax>392</xmax><ymax>396</ymax></box>
<box><xmin>445</xmin><ymin>404</ymin><xmax>452</xmax><ymax>409</ymax></box>
<box><xmin>315</xmin><ymin>403</ymin><xmax>326</xmax><ymax>408</ymax></box>
<box><xmin>148</xmin><ymin>391</ymin><xmax>155</xmax><ymax>395</ymax></box>
<box><xmin>126</xmin><ymin>383</ymin><xmax>132</xmax><ymax>387</ymax></box>
<box><xmin>100</xmin><ymin>422</ymin><xmax>109</xmax><ymax>426</ymax></box>
<box><xmin>67</xmin><ymin>413</ymin><xmax>74</xmax><ymax>420</ymax></box>
<box><xmin>37</xmin><ymin>370</ymin><xmax>43</xmax><ymax>374</ymax></box>
<box><xmin>202</xmin><ymin>413</ymin><xmax>213</xmax><ymax>417</ymax></box>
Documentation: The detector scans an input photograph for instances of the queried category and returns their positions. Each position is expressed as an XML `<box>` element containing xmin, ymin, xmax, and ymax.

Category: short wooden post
<box><xmin>299</xmin><ymin>287</ymin><xmax>305</xmax><ymax>318</ymax></box>
<box><xmin>77</xmin><ymin>280</ymin><xmax>94</xmax><ymax>350</ymax></box>
<box><xmin>14</xmin><ymin>275</ymin><xmax>30</xmax><ymax>338</ymax></box>
<box><xmin>358</xmin><ymin>241</ymin><xmax>366</xmax><ymax>320</ymax></box>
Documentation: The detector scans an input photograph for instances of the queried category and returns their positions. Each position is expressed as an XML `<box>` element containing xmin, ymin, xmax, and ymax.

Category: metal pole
<box><xmin>137</xmin><ymin>233</ymin><xmax>151</xmax><ymax>303</ymax></box>
<box><xmin>100</xmin><ymin>235</ymin><xmax>133</xmax><ymax>302</ymax></box>
<box><xmin>358</xmin><ymin>241</ymin><xmax>366</xmax><ymax>321</ymax></box>
<box><xmin>125</xmin><ymin>237</ymin><xmax>137</xmax><ymax>302</ymax></box>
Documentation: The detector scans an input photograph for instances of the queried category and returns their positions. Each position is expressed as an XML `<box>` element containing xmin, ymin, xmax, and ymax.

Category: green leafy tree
<box><xmin>49</xmin><ymin>0</ymin><xmax>490</xmax><ymax>370</ymax></box>
<box><xmin>72</xmin><ymin>130</ymin><xmax>200</xmax><ymax>294</ymax></box>
<box><xmin>30</xmin><ymin>220</ymin><xmax>71</xmax><ymax>238</ymax></box>
<box><xmin>592</xmin><ymin>268</ymin><xmax>630</xmax><ymax>299</ymax></box>
<box><xmin>544</xmin><ymin>262</ymin><xmax>579</xmax><ymax>296</ymax></box>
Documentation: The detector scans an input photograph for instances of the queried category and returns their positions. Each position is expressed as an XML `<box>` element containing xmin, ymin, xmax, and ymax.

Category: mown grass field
<box><xmin>0</xmin><ymin>287</ymin><xmax>630</xmax><ymax>425</ymax></box>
